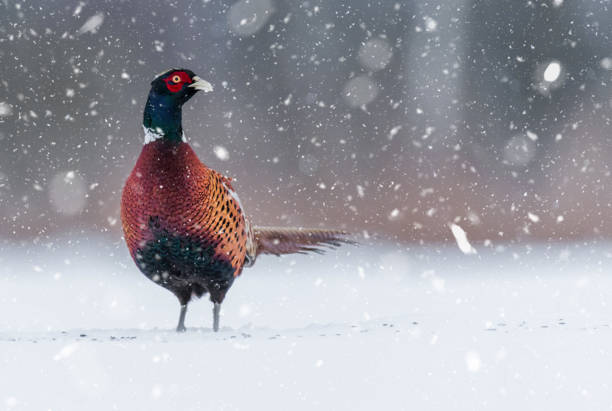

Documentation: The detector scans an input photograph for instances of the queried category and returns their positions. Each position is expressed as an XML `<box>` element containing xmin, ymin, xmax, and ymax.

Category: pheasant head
<box><xmin>142</xmin><ymin>68</ymin><xmax>213</xmax><ymax>143</ymax></box>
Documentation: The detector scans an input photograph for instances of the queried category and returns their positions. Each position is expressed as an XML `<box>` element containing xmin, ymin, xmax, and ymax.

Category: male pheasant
<box><xmin>121</xmin><ymin>68</ymin><xmax>351</xmax><ymax>332</ymax></box>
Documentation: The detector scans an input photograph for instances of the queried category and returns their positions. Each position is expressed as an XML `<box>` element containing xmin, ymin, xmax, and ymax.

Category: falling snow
<box><xmin>48</xmin><ymin>171</ymin><xmax>87</xmax><ymax>216</ymax></box>
<box><xmin>450</xmin><ymin>224</ymin><xmax>477</xmax><ymax>255</ymax></box>
<box><xmin>0</xmin><ymin>102</ymin><xmax>12</xmax><ymax>117</ymax></box>
<box><xmin>543</xmin><ymin>61</ymin><xmax>562</xmax><ymax>82</ymax></box>
<box><xmin>2</xmin><ymin>1</ymin><xmax>612</xmax><ymax>409</ymax></box>
<box><xmin>465</xmin><ymin>351</ymin><xmax>481</xmax><ymax>372</ymax></box>
<box><xmin>343</xmin><ymin>76</ymin><xmax>379</xmax><ymax>107</ymax></box>
<box><xmin>358</xmin><ymin>38</ymin><xmax>393</xmax><ymax>71</ymax></box>
<box><xmin>78</xmin><ymin>12</ymin><xmax>105</xmax><ymax>35</ymax></box>
<box><xmin>213</xmin><ymin>145</ymin><xmax>230</xmax><ymax>161</ymax></box>
<box><xmin>527</xmin><ymin>212</ymin><xmax>540</xmax><ymax>223</ymax></box>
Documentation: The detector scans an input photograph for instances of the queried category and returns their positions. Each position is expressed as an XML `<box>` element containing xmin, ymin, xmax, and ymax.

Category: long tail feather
<box><xmin>253</xmin><ymin>226</ymin><xmax>355</xmax><ymax>258</ymax></box>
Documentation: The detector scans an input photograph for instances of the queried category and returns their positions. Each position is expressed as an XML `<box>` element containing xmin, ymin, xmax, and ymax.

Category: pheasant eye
<box><xmin>162</xmin><ymin>70</ymin><xmax>191</xmax><ymax>93</ymax></box>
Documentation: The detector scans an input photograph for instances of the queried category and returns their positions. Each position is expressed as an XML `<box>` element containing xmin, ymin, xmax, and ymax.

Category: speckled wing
<box><xmin>204</xmin><ymin>171</ymin><xmax>250</xmax><ymax>276</ymax></box>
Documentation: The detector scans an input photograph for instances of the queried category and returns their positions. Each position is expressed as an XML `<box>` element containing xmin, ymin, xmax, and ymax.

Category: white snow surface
<box><xmin>1</xmin><ymin>237</ymin><xmax>612</xmax><ymax>410</ymax></box>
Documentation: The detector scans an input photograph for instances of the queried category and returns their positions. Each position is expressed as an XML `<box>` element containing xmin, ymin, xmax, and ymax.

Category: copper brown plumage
<box><xmin>121</xmin><ymin>68</ymin><xmax>353</xmax><ymax>332</ymax></box>
<box><xmin>121</xmin><ymin>142</ymin><xmax>248</xmax><ymax>274</ymax></box>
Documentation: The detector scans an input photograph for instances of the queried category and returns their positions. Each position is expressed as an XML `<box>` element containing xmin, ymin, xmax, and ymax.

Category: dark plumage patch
<box><xmin>135</xmin><ymin>218</ymin><xmax>235</xmax><ymax>305</ymax></box>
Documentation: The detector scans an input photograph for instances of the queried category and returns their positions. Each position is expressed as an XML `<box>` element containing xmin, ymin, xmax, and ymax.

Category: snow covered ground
<box><xmin>1</xmin><ymin>236</ymin><xmax>612</xmax><ymax>410</ymax></box>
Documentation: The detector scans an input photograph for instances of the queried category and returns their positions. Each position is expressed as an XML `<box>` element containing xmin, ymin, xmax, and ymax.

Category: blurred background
<box><xmin>1</xmin><ymin>0</ymin><xmax>612</xmax><ymax>246</ymax></box>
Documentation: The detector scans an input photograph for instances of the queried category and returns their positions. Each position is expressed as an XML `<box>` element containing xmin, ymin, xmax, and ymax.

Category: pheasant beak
<box><xmin>189</xmin><ymin>76</ymin><xmax>213</xmax><ymax>93</ymax></box>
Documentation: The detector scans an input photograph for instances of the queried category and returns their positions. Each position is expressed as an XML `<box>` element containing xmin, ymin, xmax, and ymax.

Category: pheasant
<box><xmin>121</xmin><ymin>68</ymin><xmax>352</xmax><ymax>332</ymax></box>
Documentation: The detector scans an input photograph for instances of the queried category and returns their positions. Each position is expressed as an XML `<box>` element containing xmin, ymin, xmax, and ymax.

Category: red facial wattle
<box><xmin>163</xmin><ymin>71</ymin><xmax>193</xmax><ymax>93</ymax></box>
